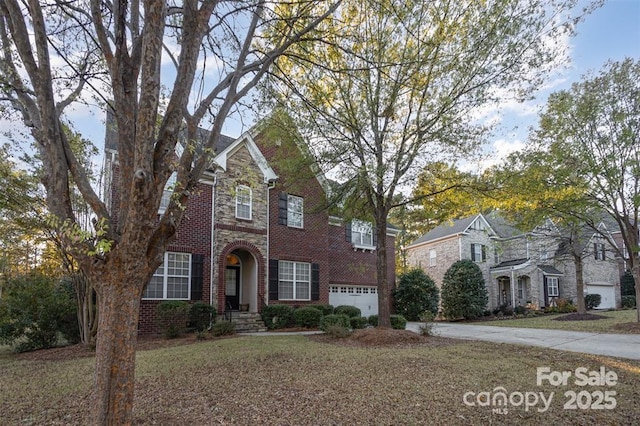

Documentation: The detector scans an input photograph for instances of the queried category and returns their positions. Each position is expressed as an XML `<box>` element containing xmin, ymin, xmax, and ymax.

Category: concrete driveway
<box><xmin>406</xmin><ymin>322</ymin><xmax>640</xmax><ymax>360</ymax></box>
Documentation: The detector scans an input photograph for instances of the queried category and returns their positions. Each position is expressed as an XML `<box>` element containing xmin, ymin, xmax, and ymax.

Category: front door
<box><xmin>225</xmin><ymin>266</ymin><xmax>240</xmax><ymax>310</ymax></box>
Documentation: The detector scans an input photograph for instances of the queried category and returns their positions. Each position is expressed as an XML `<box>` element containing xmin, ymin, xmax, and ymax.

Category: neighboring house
<box><xmin>405</xmin><ymin>213</ymin><xmax>620</xmax><ymax>312</ymax></box>
<box><xmin>104</xmin><ymin>115</ymin><xmax>397</xmax><ymax>333</ymax></box>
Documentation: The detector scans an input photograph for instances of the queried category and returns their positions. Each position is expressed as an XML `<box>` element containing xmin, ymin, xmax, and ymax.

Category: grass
<box><xmin>468</xmin><ymin>309</ymin><xmax>639</xmax><ymax>333</ymax></box>
<box><xmin>1</xmin><ymin>335</ymin><xmax>639</xmax><ymax>424</ymax></box>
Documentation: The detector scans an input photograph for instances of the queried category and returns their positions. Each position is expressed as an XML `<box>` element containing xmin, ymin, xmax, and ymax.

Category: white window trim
<box><xmin>547</xmin><ymin>277</ymin><xmax>559</xmax><ymax>297</ymax></box>
<box><xmin>143</xmin><ymin>252</ymin><xmax>191</xmax><ymax>300</ymax></box>
<box><xmin>235</xmin><ymin>185</ymin><xmax>252</xmax><ymax>220</ymax></box>
<box><xmin>158</xmin><ymin>172</ymin><xmax>177</xmax><ymax>214</ymax></box>
<box><xmin>352</xmin><ymin>219</ymin><xmax>375</xmax><ymax>250</ymax></box>
<box><xmin>278</xmin><ymin>260</ymin><xmax>310</xmax><ymax>301</ymax></box>
<box><xmin>287</xmin><ymin>194</ymin><xmax>304</xmax><ymax>229</ymax></box>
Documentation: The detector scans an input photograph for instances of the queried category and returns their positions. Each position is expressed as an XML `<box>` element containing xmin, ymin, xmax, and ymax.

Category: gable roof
<box><xmin>213</xmin><ymin>132</ymin><xmax>277</xmax><ymax>183</ymax></box>
<box><xmin>407</xmin><ymin>215</ymin><xmax>480</xmax><ymax>248</ymax></box>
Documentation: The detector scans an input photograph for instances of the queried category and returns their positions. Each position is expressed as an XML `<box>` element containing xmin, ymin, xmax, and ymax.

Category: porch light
<box><xmin>227</xmin><ymin>254</ymin><xmax>240</xmax><ymax>265</ymax></box>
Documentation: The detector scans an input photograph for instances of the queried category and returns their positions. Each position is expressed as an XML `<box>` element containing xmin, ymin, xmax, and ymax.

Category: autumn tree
<box><xmin>0</xmin><ymin>1</ymin><xmax>339</xmax><ymax>424</ymax></box>
<box><xmin>519</xmin><ymin>58</ymin><xmax>640</xmax><ymax>320</ymax></box>
<box><xmin>266</xmin><ymin>0</ymin><xmax>595</xmax><ymax>326</ymax></box>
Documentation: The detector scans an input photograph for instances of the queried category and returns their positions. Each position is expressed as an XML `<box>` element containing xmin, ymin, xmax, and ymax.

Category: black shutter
<box><xmin>311</xmin><ymin>263</ymin><xmax>320</xmax><ymax>301</ymax></box>
<box><xmin>190</xmin><ymin>254</ymin><xmax>204</xmax><ymax>301</ymax></box>
<box><xmin>470</xmin><ymin>244</ymin><xmax>476</xmax><ymax>261</ymax></box>
<box><xmin>278</xmin><ymin>192</ymin><xmax>288</xmax><ymax>225</ymax></box>
<box><xmin>345</xmin><ymin>221</ymin><xmax>352</xmax><ymax>242</ymax></box>
<box><xmin>269</xmin><ymin>259</ymin><xmax>279</xmax><ymax>301</ymax></box>
<box><xmin>594</xmin><ymin>243</ymin><xmax>599</xmax><ymax>260</ymax></box>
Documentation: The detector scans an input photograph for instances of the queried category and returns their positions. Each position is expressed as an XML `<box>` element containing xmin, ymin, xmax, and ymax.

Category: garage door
<box><xmin>329</xmin><ymin>285</ymin><xmax>378</xmax><ymax>316</ymax></box>
<box><xmin>586</xmin><ymin>284</ymin><xmax>616</xmax><ymax>309</ymax></box>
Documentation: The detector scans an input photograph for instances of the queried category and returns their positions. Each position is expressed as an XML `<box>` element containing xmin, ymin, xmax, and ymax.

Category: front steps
<box><xmin>222</xmin><ymin>312</ymin><xmax>267</xmax><ymax>333</ymax></box>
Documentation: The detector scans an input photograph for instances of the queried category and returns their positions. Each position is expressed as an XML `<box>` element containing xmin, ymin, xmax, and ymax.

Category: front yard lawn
<box><xmin>1</xmin><ymin>332</ymin><xmax>639</xmax><ymax>424</ymax></box>
<box><xmin>468</xmin><ymin>309</ymin><xmax>639</xmax><ymax>334</ymax></box>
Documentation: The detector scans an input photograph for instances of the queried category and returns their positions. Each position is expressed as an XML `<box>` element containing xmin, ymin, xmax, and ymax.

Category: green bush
<box><xmin>211</xmin><ymin>321</ymin><xmax>236</xmax><ymax>336</ymax></box>
<box><xmin>319</xmin><ymin>314</ymin><xmax>350</xmax><ymax>331</ymax></box>
<box><xmin>156</xmin><ymin>301</ymin><xmax>190</xmax><ymax>339</ymax></box>
<box><xmin>557</xmin><ymin>298</ymin><xmax>577</xmax><ymax>313</ymax></box>
<box><xmin>621</xmin><ymin>271</ymin><xmax>636</xmax><ymax>296</ymax></box>
<box><xmin>368</xmin><ymin>315</ymin><xmax>378</xmax><ymax>326</ymax></box>
<box><xmin>441</xmin><ymin>260</ymin><xmax>488</xmax><ymax>320</ymax></box>
<box><xmin>393</xmin><ymin>268</ymin><xmax>439</xmax><ymax>321</ymax></box>
<box><xmin>493</xmin><ymin>303</ymin><xmax>514</xmax><ymax>317</ymax></box>
<box><xmin>513</xmin><ymin>305</ymin><xmax>526</xmax><ymax>315</ymax></box>
<box><xmin>308</xmin><ymin>304</ymin><xmax>334</xmax><ymax>316</ymax></box>
<box><xmin>390</xmin><ymin>314</ymin><xmax>407</xmax><ymax>330</ymax></box>
<box><xmin>585</xmin><ymin>294</ymin><xmax>602</xmax><ymax>310</ymax></box>
<box><xmin>189</xmin><ymin>302</ymin><xmax>216</xmax><ymax>332</ymax></box>
<box><xmin>350</xmin><ymin>316</ymin><xmax>369</xmax><ymax>329</ymax></box>
<box><xmin>261</xmin><ymin>304</ymin><xmax>294</xmax><ymax>329</ymax></box>
<box><xmin>0</xmin><ymin>274</ymin><xmax>77</xmax><ymax>352</ymax></box>
<box><xmin>334</xmin><ymin>305</ymin><xmax>361</xmax><ymax>318</ymax></box>
<box><xmin>621</xmin><ymin>295</ymin><xmax>636</xmax><ymax>308</ymax></box>
<box><xmin>293</xmin><ymin>307</ymin><xmax>323</xmax><ymax>328</ymax></box>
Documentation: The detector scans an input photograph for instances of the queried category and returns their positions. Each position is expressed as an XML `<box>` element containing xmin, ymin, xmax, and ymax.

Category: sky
<box><xmin>481</xmin><ymin>0</ymin><xmax>640</xmax><ymax>169</ymax></box>
<box><xmin>1</xmin><ymin>0</ymin><xmax>639</xmax><ymax>171</ymax></box>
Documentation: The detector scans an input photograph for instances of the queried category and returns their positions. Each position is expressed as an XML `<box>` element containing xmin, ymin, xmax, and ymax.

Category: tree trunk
<box><xmin>376</xmin><ymin>213</ymin><xmax>391</xmax><ymax>328</ymax></box>
<box><xmin>633</xmin><ymin>264</ymin><xmax>640</xmax><ymax>323</ymax></box>
<box><xmin>92</xmin><ymin>275</ymin><xmax>144</xmax><ymax>426</ymax></box>
<box><xmin>574</xmin><ymin>255</ymin><xmax>586</xmax><ymax>314</ymax></box>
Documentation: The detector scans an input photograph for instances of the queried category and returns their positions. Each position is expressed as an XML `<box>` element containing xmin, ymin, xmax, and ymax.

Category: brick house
<box><xmin>104</xmin><ymin>116</ymin><xmax>397</xmax><ymax>333</ymax></box>
<box><xmin>405</xmin><ymin>213</ymin><xmax>620</xmax><ymax>312</ymax></box>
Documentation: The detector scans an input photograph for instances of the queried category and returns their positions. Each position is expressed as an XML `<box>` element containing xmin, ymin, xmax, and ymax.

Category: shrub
<box><xmin>585</xmin><ymin>294</ymin><xmax>602</xmax><ymax>310</ymax></box>
<box><xmin>621</xmin><ymin>295</ymin><xmax>636</xmax><ymax>308</ymax></box>
<box><xmin>261</xmin><ymin>304</ymin><xmax>294</xmax><ymax>330</ymax></box>
<box><xmin>393</xmin><ymin>268</ymin><xmax>439</xmax><ymax>321</ymax></box>
<box><xmin>309</xmin><ymin>304</ymin><xmax>334</xmax><ymax>316</ymax></box>
<box><xmin>319</xmin><ymin>314</ymin><xmax>350</xmax><ymax>331</ymax></box>
<box><xmin>390</xmin><ymin>314</ymin><xmax>407</xmax><ymax>330</ymax></box>
<box><xmin>211</xmin><ymin>321</ymin><xmax>236</xmax><ymax>336</ymax></box>
<box><xmin>555</xmin><ymin>298</ymin><xmax>577</xmax><ymax>313</ymax></box>
<box><xmin>621</xmin><ymin>271</ymin><xmax>636</xmax><ymax>296</ymax></box>
<box><xmin>368</xmin><ymin>315</ymin><xmax>378</xmax><ymax>326</ymax></box>
<box><xmin>189</xmin><ymin>302</ymin><xmax>216</xmax><ymax>332</ymax></box>
<box><xmin>324</xmin><ymin>324</ymin><xmax>351</xmax><ymax>338</ymax></box>
<box><xmin>441</xmin><ymin>260</ymin><xmax>488</xmax><ymax>320</ymax></box>
<box><xmin>514</xmin><ymin>305</ymin><xmax>526</xmax><ymax>315</ymax></box>
<box><xmin>0</xmin><ymin>275</ymin><xmax>77</xmax><ymax>352</ymax></box>
<box><xmin>350</xmin><ymin>316</ymin><xmax>369</xmax><ymax>329</ymax></box>
<box><xmin>418</xmin><ymin>311</ymin><xmax>436</xmax><ymax>336</ymax></box>
<box><xmin>156</xmin><ymin>301</ymin><xmax>190</xmax><ymax>339</ymax></box>
<box><xmin>493</xmin><ymin>303</ymin><xmax>514</xmax><ymax>317</ymax></box>
<box><xmin>334</xmin><ymin>305</ymin><xmax>361</xmax><ymax>318</ymax></box>
<box><xmin>293</xmin><ymin>307</ymin><xmax>323</xmax><ymax>328</ymax></box>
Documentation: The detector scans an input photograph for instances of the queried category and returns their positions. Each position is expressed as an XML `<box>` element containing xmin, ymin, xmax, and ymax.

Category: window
<box><xmin>159</xmin><ymin>173</ymin><xmax>177</xmax><ymax>214</ymax></box>
<box><xmin>287</xmin><ymin>195</ymin><xmax>304</xmax><ymax>228</ymax></box>
<box><xmin>517</xmin><ymin>277</ymin><xmax>526</xmax><ymax>300</ymax></box>
<box><xmin>547</xmin><ymin>277</ymin><xmax>559</xmax><ymax>297</ymax></box>
<box><xmin>540</xmin><ymin>243</ymin><xmax>548</xmax><ymax>261</ymax></box>
<box><xmin>470</xmin><ymin>219</ymin><xmax>484</xmax><ymax>231</ymax></box>
<box><xmin>594</xmin><ymin>243</ymin><xmax>606</xmax><ymax>260</ymax></box>
<box><xmin>494</xmin><ymin>248</ymin><xmax>499</xmax><ymax>264</ymax></box>
<box><xmin>470</xmin><ymin>243</ymin><xmax>486</xmax><ymax>263</ymax></box>
<box><xmin>429</xmin><ymin>249</ymin><xmax>436</xmax><ymax>266</ymax></box>
<box><xmin>278</xmin><ymin>261</ymin><xmax>310</xmax><ymax>300</ymax></box>
<box><xmin>352</xmin><ymin>219</ymin><xmax>374</xmax><ymax>248</ymax></box>
<box><xmin>235</xmin><ymin>185</ymin><xmax>252</xmax><ymax>220</ymax></box>
<box><xmin>144</xmin><ymin>252</ymin><xmax>191</xmax><ymax>299</ymax></box>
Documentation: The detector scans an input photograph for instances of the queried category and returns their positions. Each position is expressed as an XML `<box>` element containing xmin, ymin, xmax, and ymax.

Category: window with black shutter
<box><xmin>311</xmin><ymin>263</ymin><xmax>320</xmax><ymax>301</ymax></box>
<box><xmin>268</xmin><ymin>259</ymin><xmax>279</xmax><ymax>301</ymax></box>
<box><xmin>190</xmin><ymin>254</ymin><xmax>204</xmax><ymax>301</ymax></box>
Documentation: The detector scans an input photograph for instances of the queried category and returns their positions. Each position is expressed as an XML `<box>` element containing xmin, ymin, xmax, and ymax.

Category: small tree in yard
<box><xmin>393</xmin><ymin>269</ymin><xmax>439</xmax><ymax>321</ymax></box>
<box><xmin>441</xmin><ymin>260</ymin><xmax>488</xmax><ymax>320</ymax></box>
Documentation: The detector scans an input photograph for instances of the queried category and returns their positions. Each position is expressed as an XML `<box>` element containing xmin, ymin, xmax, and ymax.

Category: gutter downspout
<box><xmin>511</xmin><ymin>266</ymin><xmax>516</xmax><ymax>308</ymax></box>
<box><xmin>265</xmin><ymin>179</ymin><xmax>275</xmax><ymax>309</ymax></box>
<box><xmin>209</xmin><ymin>173</ymin><xmax>217</xmax><ymax>328</ymax></box>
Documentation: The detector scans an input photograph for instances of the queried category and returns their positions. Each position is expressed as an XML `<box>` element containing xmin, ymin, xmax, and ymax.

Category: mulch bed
<box><xmin>553</xmin><ymin>313</ymin><xmax>608</xmax><ymax>321</ymax></box>
<box><xmin>611</xmin><ymin>322</ymin><xmax>640</xmax><ymax>333</ymax></box>
<box><xmin>308</xmin><ymin>327</ymin><xmax>459</xmax><ymax>348</ymax></box>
